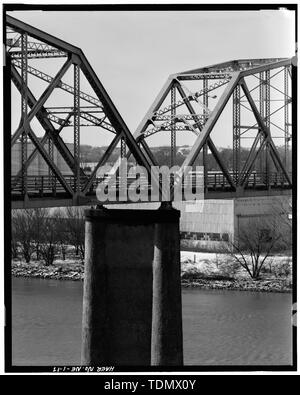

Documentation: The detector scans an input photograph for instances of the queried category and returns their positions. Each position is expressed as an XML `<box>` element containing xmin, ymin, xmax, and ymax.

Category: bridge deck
<box><xmin>11</xmin><ymin>171</ymin><xmax>292</xmax><ymax>208</ymax></box>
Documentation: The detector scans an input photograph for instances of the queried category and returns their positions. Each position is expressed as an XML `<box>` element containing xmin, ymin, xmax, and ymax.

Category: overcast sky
<box><xmin>9</xmin><ymin>9</ymin><xmax>295</xmax><ymax>147</ymax></box>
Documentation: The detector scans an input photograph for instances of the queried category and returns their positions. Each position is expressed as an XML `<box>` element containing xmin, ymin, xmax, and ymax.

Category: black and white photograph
<box><xmin>2</xmin><ymin>2</ymin><xmax>297</xmax><ymax>377</ymax></box>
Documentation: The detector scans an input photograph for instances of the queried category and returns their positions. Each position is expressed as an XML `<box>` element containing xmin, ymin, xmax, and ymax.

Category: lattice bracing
<box><xmin>6</xmin><ymin>16</ymin><xmax>293</xmax><ymax>207</ymax></box>
<box><xmin>134</xmin><ymin>58</ymin><xmax>293</xmax><ymax>200</ymax></box>
<box><xmin>7</xmin><ymin>15</ymin><xmax>157</xmax><ymax>208</ymax></box>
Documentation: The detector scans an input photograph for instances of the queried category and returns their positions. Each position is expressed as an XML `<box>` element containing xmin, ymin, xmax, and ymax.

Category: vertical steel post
<box><xmin>203</xmin><ymin>78</ymin><xmax>208</xmax><ymax>189</ymax></box>
<box><xmin>284</xmin><ymin>66</ymin><xmax>290</xmax><ymax>171</ymax></box>
<box><xmin>259</xmin><ymin>72</ymin><xmax>265</xmax><ymax>177</ymax></box>
<box><xmin>170</xmin><ymin>84</ymin><xmax>176</xmax><ymax>167</ymax></box>
<box><xmin>21</xmin><ymin>33</ymin><xmax>28</xmax><ymax>196</ymax></box>
<box><xmin>233</xmin><ymin>84</ymin><xmax>240</xmax><ymax>184</ymax></box>
<box><xmin>265</xmin><ymin>70</ymin><xmax>270</xmax><ymax>188</ymax></box>
<box><xmin>74</xmin><ymin>64</ymin><xmax>80</xmax><ymax>193</ymax></box>
<box><xmin>48</xmin><ymin>138</ymin><xmax>54</xmax><ymax>189</ymax></box>
<box><xmin>121</xmin><ymin>136</ymin><xmax>126</xmax><ymax>158</ymax></box>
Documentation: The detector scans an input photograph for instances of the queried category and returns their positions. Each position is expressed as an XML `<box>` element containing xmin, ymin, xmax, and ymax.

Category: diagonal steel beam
<box><xmin>239</xmin><ymin>79</ymin><xmax>287</xmax><ymax>184</ymax></box>
<box><xmin>8</xmin><ymin>15</ymin><xmax>160</xmax><ymax>192</ymax></box>
<box><xmin>175</xmin><ymin>72</ymin><xmax>240</xmax><ymax>181</ymax></box>
<box><xmin>7</xmin><ymin>15</ymin><xmax>81</xmax><ymax>55</ymax></box>
<box><xmin>175</xmin><ymin>81</ymin><xmax>235</xmax><ymax>188</ymax></box>
<box><xmin>206</xmin><ymin>138</ymin><xmax>235</xmax><ymax>189</ymax></box>
<box><xmin>12</xmin><ymin>133</ymin><xmax>50</xmax><ymax>188</ymax></box>
<box><xmin>12</xmin><ymin>111</ymin><xmax>74</xmax><ymax>187</ymax></box>
<box><xmin>82</xmin><ymin>133</ymin><xmax>122</xmax><ymax>194</ymax></box>
<box><xmin>57</xmin><ymin>112</ymin><xmax>73</xmax><ymax>133</ymax></box>
<box><xmin>139</xmin><ymin>138</ymin><xmax>159</xmax><ymax>167</ymax></box>
<box><xmin>240</xmin><ymin>78</ymin><xmax>292</xmax><ymax>186</ymax></box>
<box><xmin>120</xmin><ymin>133</ymin><xmax>159</xmax><ymax>167</ymax></box>
<box><xmin>134</xmin><ymin>78</ymin><xmax>174</xmax><ymax>138</ymax></box>
<box><xmin>23</xmin><ymin>124</ymin><xmax>74</xmax><ymax>195</ymax></box>
<box><xmin>12</xmin><ymin>59</ymin><xmax>103</xmax><ymax>108</ymax></box>
<box><xmin>11</xmin><ymin>57</ymin><xmax>73</xmax><ymax>146</ymax></box>
<box><xmin>240</xmin><ymin>138</ymin><xmax>267</xmax><ymax>186</ymax></box>
<box><xmin>239</xmin><ymin>131</ymin><xmax>262</xmax><ymax>183</ymax></box>
<box><xmin>175</xmin><ymin>83</ymin><xmax>202</xmax><ymax>131</ymax></box>
<box><xmin>79</xmin><ymin>52</ymin><xmax>161</xmax><ymax>192</ymax></box>
<box><xmin>11</xmin><ymin>64</ymin><xmax>86</xmax><ymax>179</ymax></box>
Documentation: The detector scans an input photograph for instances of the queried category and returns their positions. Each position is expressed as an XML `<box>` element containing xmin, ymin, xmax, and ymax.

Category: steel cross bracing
<box><xmin>7</xmin><ymin>16</ymin><xmax>293</xmax><ymax>207</ymax></box>
<box><xmin>7</xmin><ymin>15</ymin><xmax>159</xmax><ymax>208</ymax></box>
<box><xmin>8</xmin><ymin>39</ymin><xmax>66</xmax><ymax>59</ymax></box>
<box><xmin>134</xmin><ymin>57</ymin><xmax>293</xmax><ymax>200</ymax></box>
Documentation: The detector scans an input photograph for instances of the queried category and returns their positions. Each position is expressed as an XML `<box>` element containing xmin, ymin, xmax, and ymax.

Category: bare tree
<box><xmin>39</xmin><ymin>216</ymin><xmax>58</xmax><ymax>266</ymax></box>
<box><xmin>52</xmin><ymin>208</ymin><xmax>69</xmax><ymax>260</ymax></box>
<box><xmin>270</xmin><ymin>197</ymin><xmax>292</xmax><ymax>251</ymax></box>
<box><xmin>31</xmin><ymin>208</ymin><xmax>48</xmax><ymax>260</ymax></box>
<box><xmin>12</xmin><ymin>209</ymin><xmax>35</xmax><ymax>263</ymax></box>
<box><xmin>11</xmin><ymin>229</ymin><xmax>19</xmax><ymax>260</ymax></box>
<box><xmin>226</xmin><ymin>216</ymin><xmax>283</xmax><ymax>280</ymax></box>
<box><xmin>65</xmin><ymin>207</ymin><xmax>85</xmax><ymax>261</ymax></box>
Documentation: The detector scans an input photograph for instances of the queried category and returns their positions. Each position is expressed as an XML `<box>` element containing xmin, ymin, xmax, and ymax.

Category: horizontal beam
<box><xmin>204</xmin><ymin>187</ymin><xmax>292</xmax><ymax>200</ymax></box>
<box><xmin>11</xmin><ymin>51</ymin><xmax>66</xmax><ymax>59</ymax></box>
<box><xmin>176</xmin><ymin>73</ymin><xmax>231</xmax><ymax>80</ymax></box>
<box><xmin>240</xmin><ymin>58</ymin><xmax>292</xmax><ymax>77</ymax></box>
<box><xmin>11</xmin><ymin>185</ymin><xmax>292</xmax><ymax>209</ymax></box>
<box><xmin>178</xmin><ymin>58</ymin><xmax>288</xmax><ymax>75</ymax></box>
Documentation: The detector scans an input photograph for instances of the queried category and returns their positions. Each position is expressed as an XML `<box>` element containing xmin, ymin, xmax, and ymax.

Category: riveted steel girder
<box><xmin>135</xmin><ymin>57</ymin><xmax>293</xmax><ymax>198</ymax></box>
<box><xmin>8</xmin><ymin>15</ymin><xmax>160</xmax><ymax>206</ymax></box>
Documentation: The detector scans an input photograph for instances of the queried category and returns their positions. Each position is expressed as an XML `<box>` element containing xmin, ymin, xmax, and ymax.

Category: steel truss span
<box><xmin>134</xmin><ymin>58</ymin><xmax>293</xmax><ymax>200</ymax></box>
<box><xmin>6</xmin><ymin>16</ymin><xmax>293</xmax><ymax>208</ymax></box>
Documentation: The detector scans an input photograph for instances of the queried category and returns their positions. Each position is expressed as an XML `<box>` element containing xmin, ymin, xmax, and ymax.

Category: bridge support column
<box><xmin>81</xmin><ymin>206</ymin><xmax>182</xmax><ymax>366</ymax></box>
<box><xmin>151</xmin><ymin>205</ymin><xmax>183</xmax><ymax>365</ymax></box>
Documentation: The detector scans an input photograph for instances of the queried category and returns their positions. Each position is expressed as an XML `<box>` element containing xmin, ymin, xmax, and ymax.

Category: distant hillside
<box><xmin>80</xmin><ymin>144</ymin><xmax>291</xmax><ymax>172</ymax></box>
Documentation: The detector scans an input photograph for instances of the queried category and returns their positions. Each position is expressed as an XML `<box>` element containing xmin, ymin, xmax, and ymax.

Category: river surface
<box><xmin>11</xmin><ymin>277</ymin><xmax>292</xmax><ymax>366</ymax></box>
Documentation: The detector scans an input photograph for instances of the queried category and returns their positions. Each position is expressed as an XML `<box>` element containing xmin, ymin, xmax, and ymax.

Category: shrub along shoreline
<box><xmin>11</xmin><ymin>252</ymin><xmax>292</xmax><ymax>293</ymax></box>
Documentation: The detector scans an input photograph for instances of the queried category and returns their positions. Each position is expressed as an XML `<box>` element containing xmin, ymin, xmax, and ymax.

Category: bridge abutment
<box><xmin>81</xmin><ymin>206</ymin><xmax>183</xmax><ymax>366</ymax></box>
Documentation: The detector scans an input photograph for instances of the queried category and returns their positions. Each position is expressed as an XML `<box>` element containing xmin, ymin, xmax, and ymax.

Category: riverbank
<box><xmin>12</xmin><ymin>259</ymin><xmax>84</xmax><ymax>281</ymax></box>
<box><xmin>181</xmin><ymin>251</ymin><xmax>292</xmax><ymax>293</ymax></box>
<box><xmin>11</xmin><ymin>251</ymin><xmax>292</xmax><ymax>293</ymax></box>
<box><xmin>181</xmin><ymin>277</ymin><xmax>291</xmax><ymax>293</ymax></box>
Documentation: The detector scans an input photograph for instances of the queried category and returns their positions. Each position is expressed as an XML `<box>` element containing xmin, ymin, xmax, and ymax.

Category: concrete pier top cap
<box><xmin>85</xmin><ymin>206</ymin><xmax>180</xmax><ymax>224</ymax></box>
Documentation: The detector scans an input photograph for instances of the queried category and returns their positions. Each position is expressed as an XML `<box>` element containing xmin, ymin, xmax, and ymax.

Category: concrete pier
<box><xmin>151</xmin><ymin>205</ymin><xmax>183</xmax><ymax>365</ymax></box>
<box><xmin>81</xmin><ymin>206</ymin><xmax>182</xmax><ymax>366</ymax></box>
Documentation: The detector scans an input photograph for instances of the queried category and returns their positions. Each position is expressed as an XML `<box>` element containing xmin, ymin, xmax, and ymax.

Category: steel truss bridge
<box><xmin>6</xmin><ymin>16</ymin><xmax>293</xmax><ymax>209</ymax></box>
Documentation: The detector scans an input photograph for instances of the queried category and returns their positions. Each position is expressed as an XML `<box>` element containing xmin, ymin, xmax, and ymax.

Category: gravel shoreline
<box><xmin>12</xmin><ymin>260</ymin><xmax>292</xmax><ymax>293</ymax></box>
<box><xmin>181</xmin><ymin>278</ymin><xmax>291</xmax><ymax>293</ymax></box>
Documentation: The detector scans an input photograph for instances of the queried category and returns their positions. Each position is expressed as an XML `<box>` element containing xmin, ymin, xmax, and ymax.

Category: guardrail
<box><xmin>11</xmin><ymin>171</ymin><xmax>292</xmax><ymax>198</ymax></box>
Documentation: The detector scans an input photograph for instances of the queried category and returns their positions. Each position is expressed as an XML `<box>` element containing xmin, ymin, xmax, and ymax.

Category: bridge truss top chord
<box><xmin>7</xmin><ymin>15</ymin><xmax>162</xmax><ymax>208</ymax></box>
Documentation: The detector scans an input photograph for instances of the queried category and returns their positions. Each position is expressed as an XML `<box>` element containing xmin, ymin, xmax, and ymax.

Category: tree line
<box><xmin>80</xmin><ymin>144</ymin><xmax>291</xmax><ymax>173</ymax></box>
<box><xmin>11</xmin><ymin>198</ymin><xmax>292</xmax><ymax>281</ymax></box>
<box><xmin>12</xmin><ymin>207</ymin><xmax>85</xmax><ymax>266</ymax></box>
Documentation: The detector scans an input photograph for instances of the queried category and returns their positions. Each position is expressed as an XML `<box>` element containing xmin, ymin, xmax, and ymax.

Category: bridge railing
<box><xmin>11</xmin><ymin>170</ymin><xmax>292</xmax><ymax>199</ymax></box>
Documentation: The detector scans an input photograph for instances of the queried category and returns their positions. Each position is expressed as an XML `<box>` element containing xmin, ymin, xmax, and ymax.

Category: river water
<box><xmin>12</xmin><ymin>277</ymin><xmax>292</xmax><ymax>366</ymax></box>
